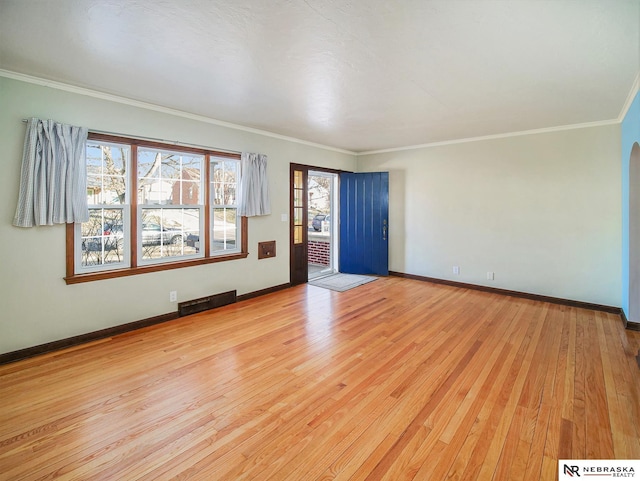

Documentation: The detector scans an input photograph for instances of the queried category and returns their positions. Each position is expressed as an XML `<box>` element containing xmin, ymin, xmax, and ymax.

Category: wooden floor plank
<box><xmin>0</xmin><ymin>277</ymin><xmax>638</xmax><ymax>480</ymax></box>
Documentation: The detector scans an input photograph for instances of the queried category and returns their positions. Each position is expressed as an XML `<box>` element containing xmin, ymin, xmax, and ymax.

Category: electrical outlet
<box><xmin>487</xmin><ymin>272</ymin><xmax>494</xmax><ymax>280</ymax></box>
<box><xmin>169</xmin><ymin>291</ymin><xmax>177</xmax><ymax>302</ymax></box>
<box><xmin>453</xmin><ymin>266</ymin><xmax>460</xmax><ymax>275</ymax></box>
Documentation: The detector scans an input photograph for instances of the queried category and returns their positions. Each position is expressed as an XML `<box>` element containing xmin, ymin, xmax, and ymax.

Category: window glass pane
<box><xmin>137</xmin><ymin>150</ymin><xmax>161</xmax><ymax>182</ymax></box>
<box><xmin>160</xmin><ymin>153</ymin><xmax>181</xmax><ymax>180</ymax></box>
<box><xmin>294</xmin><ymin>189</ymin><xmax>303</xmax><ymax>206</ymax></box>
<box><xmin>210</xmin><ymin>157</ymin><xmax>240</xmax><ymax>254</ymax></box>
<box><xmin>212</xmin><ymin>208</ymin><xmax>237</xmax><ymax>253</ymax></box>
<box><xmin>223</xmin><ymin>161</ymin><xmax>237</xmax><ymax>183</ymax></box>
<box><xmin>294</xmin><ymin>226</ymin><xmax>303</xmax><ymax>244</ymax></box>
<box><xmin>182</xmin><ymin>155</ymin><xmax>203</xmax><ymax>179</ymax></box>
<box><xmin>294</xmin><ymin>207</ymin><xmax>303</xmax><ymax>225</ymax></box>
<box><xmin>213</xmin><ymin>182</ymin><xmax>235</xmax><ymax>205</ymax></box>
<box><xmin>212</xmin><ymin>182</ymin><xmax>232</xmax><ymax>206</ymax></box>
<box><xmin>86</xmin><ymin>143</ymin><xmax>128</xmax><ymax>205</ymax></box>
<box><xmin>211</xmin><ymin>159</ymin><xmax>238</xmax><ymax>205</ymax></box>
<box><xmin>80</xmin><ymin>208</ymin><xmax>124</xmax><ymax>267</ymax></box>
<box><xmin>294</xmin><ymin>170</ymin><xmax>303</xmax><ymax>189</ymax></box>
<box><xmin>138</xmin><ymin>150</ymin><xmax>203</xmax><ymax>205</ymax></box>
<box><xmin>140</xmin><ymin>208</ymin><xmax>199</xmax><ymax>260</ymax></box>
<box><xmin>176</xmin><ymin>180</ymin><xmax>200</xmax><ymax>205</ymax></box>
<box><xmin>137</xmin><ymin>150</ymin><xmax>161</xmax><ymax>204</ymax></box>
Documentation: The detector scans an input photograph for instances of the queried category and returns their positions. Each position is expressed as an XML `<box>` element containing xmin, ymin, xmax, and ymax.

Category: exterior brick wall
<box><xmin>309</xmin><ymin>240</ymin><xmax>330</xmax><ymax>266</ymax></box>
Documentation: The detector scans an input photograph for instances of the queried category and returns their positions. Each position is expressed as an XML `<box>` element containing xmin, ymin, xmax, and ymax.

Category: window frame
<box><xmin>210</xmin><ymin>157</ymin><xmax>241</xmax><ymax>255</ymax></box>
<box><xmin>75</xmin><ymin>140</ymin><xmax>132</xmax><ymax>274</ymax></box>
<box><xmin>65</xmin><ymin>133</ymin><xmax>248</xmax><ymax>285</ymax></box>
<box><xmin>136</xmin><ymin>146</ymin><xmax>205</xmax><ymax>266</ymax></box>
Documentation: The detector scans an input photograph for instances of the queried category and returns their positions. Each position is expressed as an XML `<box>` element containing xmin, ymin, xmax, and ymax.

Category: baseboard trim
<box><xmin>627</xmin><ymin>322</ymin><xmax>640</xmax><ymax>331</ymax></box>
<box><xmin>619</xmin><ymin>310</ymin><xmax>640</xmax><ymax>331</ymax></box>
<box><xmin>0</xmin><ymin>312</ymin><xmax>180</xmax><ymax>366</ymax></box>
<box><xmin>389</xmin><ymin>271</ymin><xmax>621</xmax><ymax>314</ymax></box>
<box><xmin>237</xmin><ymin>283</ymin><xmax>291</xmax><ymax>302</ymax></box>
<box><xmin>0</xmin><ymin>282</ymin><xmax>292</xmax><ymax>366</ymax></box>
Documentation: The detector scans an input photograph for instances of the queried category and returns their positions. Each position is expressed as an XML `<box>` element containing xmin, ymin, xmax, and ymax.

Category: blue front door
<box><xmin>339</xmin><ymin>172</ymin><xmax>389</xmax><ymax>275</ymax></box>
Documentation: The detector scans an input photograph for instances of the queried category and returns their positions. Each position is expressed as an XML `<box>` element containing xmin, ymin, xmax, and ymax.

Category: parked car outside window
<box><xmin>140</xmin><ymin>223</ymin><xmax>184</xmax><ymax>246</ymax></box>
<box><xmin>87</xmin><ymin>222</ymin><xmax>184</xmax><ymax>249</ymax></box>
<box><xmin>312</xmin><ymin>213</ymin><xmax>330</xmax><ymax>231</ymax></box>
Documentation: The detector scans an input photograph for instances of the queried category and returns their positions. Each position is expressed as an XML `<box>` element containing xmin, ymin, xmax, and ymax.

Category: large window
<box><xmin>67</xmin><ymin>134</ymin><xmax>247</xmax><ymax>283</ymax></box>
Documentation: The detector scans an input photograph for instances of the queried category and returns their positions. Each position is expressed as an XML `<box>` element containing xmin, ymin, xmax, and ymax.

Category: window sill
<box><xmin>64</xmin><ymin>251</ymin><xmax>249</xmax><ymax>285</ymax></box>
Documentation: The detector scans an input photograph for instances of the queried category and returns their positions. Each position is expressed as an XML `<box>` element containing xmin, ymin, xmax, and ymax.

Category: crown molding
<box><xmin>358</xmin><ymin>70</ymin><xmax>640</xmax><ymax>156</ymax></box>
<box><xmin>0</xmin><ymin>69</ymin><xmax>356</xmax><ymax>156</ymax></box>
<box><xmin>3</xmin><ymin>68</ymin><xmax>634</xmax><ymax>158</ymax></box>
<box><xmin>618</xmin><ymin>72</ymin><xmax>640</xmax><ymax>122</ymax></box>
<box><xmin>356</xmin><ymin>118</ymin><xmax>621</xmax><ymax>156</ymax></box>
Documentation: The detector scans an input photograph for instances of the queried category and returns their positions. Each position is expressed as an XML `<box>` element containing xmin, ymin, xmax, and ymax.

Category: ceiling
<box><xmin>1</xmin><ymin>0</ymin><xmax>639</xmax><ymax>153</ymax></box>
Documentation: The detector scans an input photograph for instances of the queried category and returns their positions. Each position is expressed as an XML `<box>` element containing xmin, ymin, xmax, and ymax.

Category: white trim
<box><xmin>618</xmin><ymin>72</ymin><xmax>640</xmax><ymax>122</ymax></box>
<box><xmin>357</xmin><ymin>119</ymin><xmax>621</xmax><ymax>156</ymax></box>
<box><xmin>3</xmin><ymin>68</ymin><xmax>636</xmax><ymax>157</ymax></box>
<box><xmin>0</xmin><ymin>69</ymin><xmax>356</xmax><ymax>155</ymax></box>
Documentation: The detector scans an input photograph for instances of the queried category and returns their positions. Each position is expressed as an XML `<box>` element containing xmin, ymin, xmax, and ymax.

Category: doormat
<box><xmin>308</xmin><ymin>273</ymin><xmax>377</xmax><ymax>292</ymax></box>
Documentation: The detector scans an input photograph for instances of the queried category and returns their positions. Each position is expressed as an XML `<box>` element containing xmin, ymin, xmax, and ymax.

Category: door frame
<box><xmin>308</xmin><ymin>169</ymin><xmax>339</xmax><ymax>279</ymax></box>
<box><xmin>289</xmin><ymin>163</ymin><xmax>347</xmax><ymax>285</ymax></box>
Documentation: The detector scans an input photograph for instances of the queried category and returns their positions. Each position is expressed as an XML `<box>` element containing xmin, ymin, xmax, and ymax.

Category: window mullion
<box><xmin>205</xmin><ymin>154</ymin><xmax>211</xmax><ymax>258</ymax></box>
<box><xmin>131</xmin><ymin>144</ymin><xmax>139</xmax><ymax>268</ymax></box>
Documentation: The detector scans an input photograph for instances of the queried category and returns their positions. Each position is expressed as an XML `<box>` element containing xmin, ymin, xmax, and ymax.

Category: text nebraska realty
<box><xmin>565</xmin><ymin>464</ymin><xmax>635</xmax><ymax>477</ymax></box>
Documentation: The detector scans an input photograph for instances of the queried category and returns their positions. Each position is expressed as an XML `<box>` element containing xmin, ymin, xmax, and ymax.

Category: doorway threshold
<box><xmin>309</xmin><ymin>264</ymin><xmax>334</xmax><ymax>280</ymax></box>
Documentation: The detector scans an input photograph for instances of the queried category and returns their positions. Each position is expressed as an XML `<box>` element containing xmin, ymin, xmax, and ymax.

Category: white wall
<box><xmin>357</xmin><ymin>126</ymin><xmax>622</xmax><ymax>307</ymax></box>
<box><xmin>0</xmin><ymin>75</ymin><xmax>624</xmax><ymax>355</ymax></box>
<box><xmin>0</xmin><ymin>76</ymin><xmax>356</xmax><ymax>354</ymax></box>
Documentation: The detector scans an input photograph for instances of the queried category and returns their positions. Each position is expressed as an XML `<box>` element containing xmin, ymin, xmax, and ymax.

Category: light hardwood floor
<box><xmin>1</xmin><ymin>277</ymin><xmax>639</xmax><ymax>480</ymax></box>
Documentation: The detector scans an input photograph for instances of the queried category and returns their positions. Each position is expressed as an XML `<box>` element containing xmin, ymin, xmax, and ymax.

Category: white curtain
<box><xmin>13</xmin><ymin>118</ymin><xmax>89</xmax><ymax>227</ymax></box>
<box><xmin>239</xmin><ymin>152</ymin><xmax>271</xmax><ymax>217</ymax></box>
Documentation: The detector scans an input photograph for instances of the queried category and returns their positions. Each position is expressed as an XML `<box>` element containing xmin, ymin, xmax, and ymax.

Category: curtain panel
<box><xmin>239</xmin><ymin>152</ymin><xmax>271</xmax><ymax>217</ymax></box>
<box><xmin>13</xmin><ymin>118</ymin><xmax>89</xmax><ymax>227</ymax></box>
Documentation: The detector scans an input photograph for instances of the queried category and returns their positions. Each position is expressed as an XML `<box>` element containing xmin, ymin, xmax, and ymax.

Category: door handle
<box><xmin>383</xmin><ymin>219</ymin><xmax>387</xmax><ymax>240</ymax></box>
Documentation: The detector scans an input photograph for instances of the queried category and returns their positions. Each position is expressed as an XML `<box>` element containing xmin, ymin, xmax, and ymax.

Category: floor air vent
<box><xmin>178</xmin><ymin>290</ymin><xmax>237</xmax><ymax>317</ymax></box>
